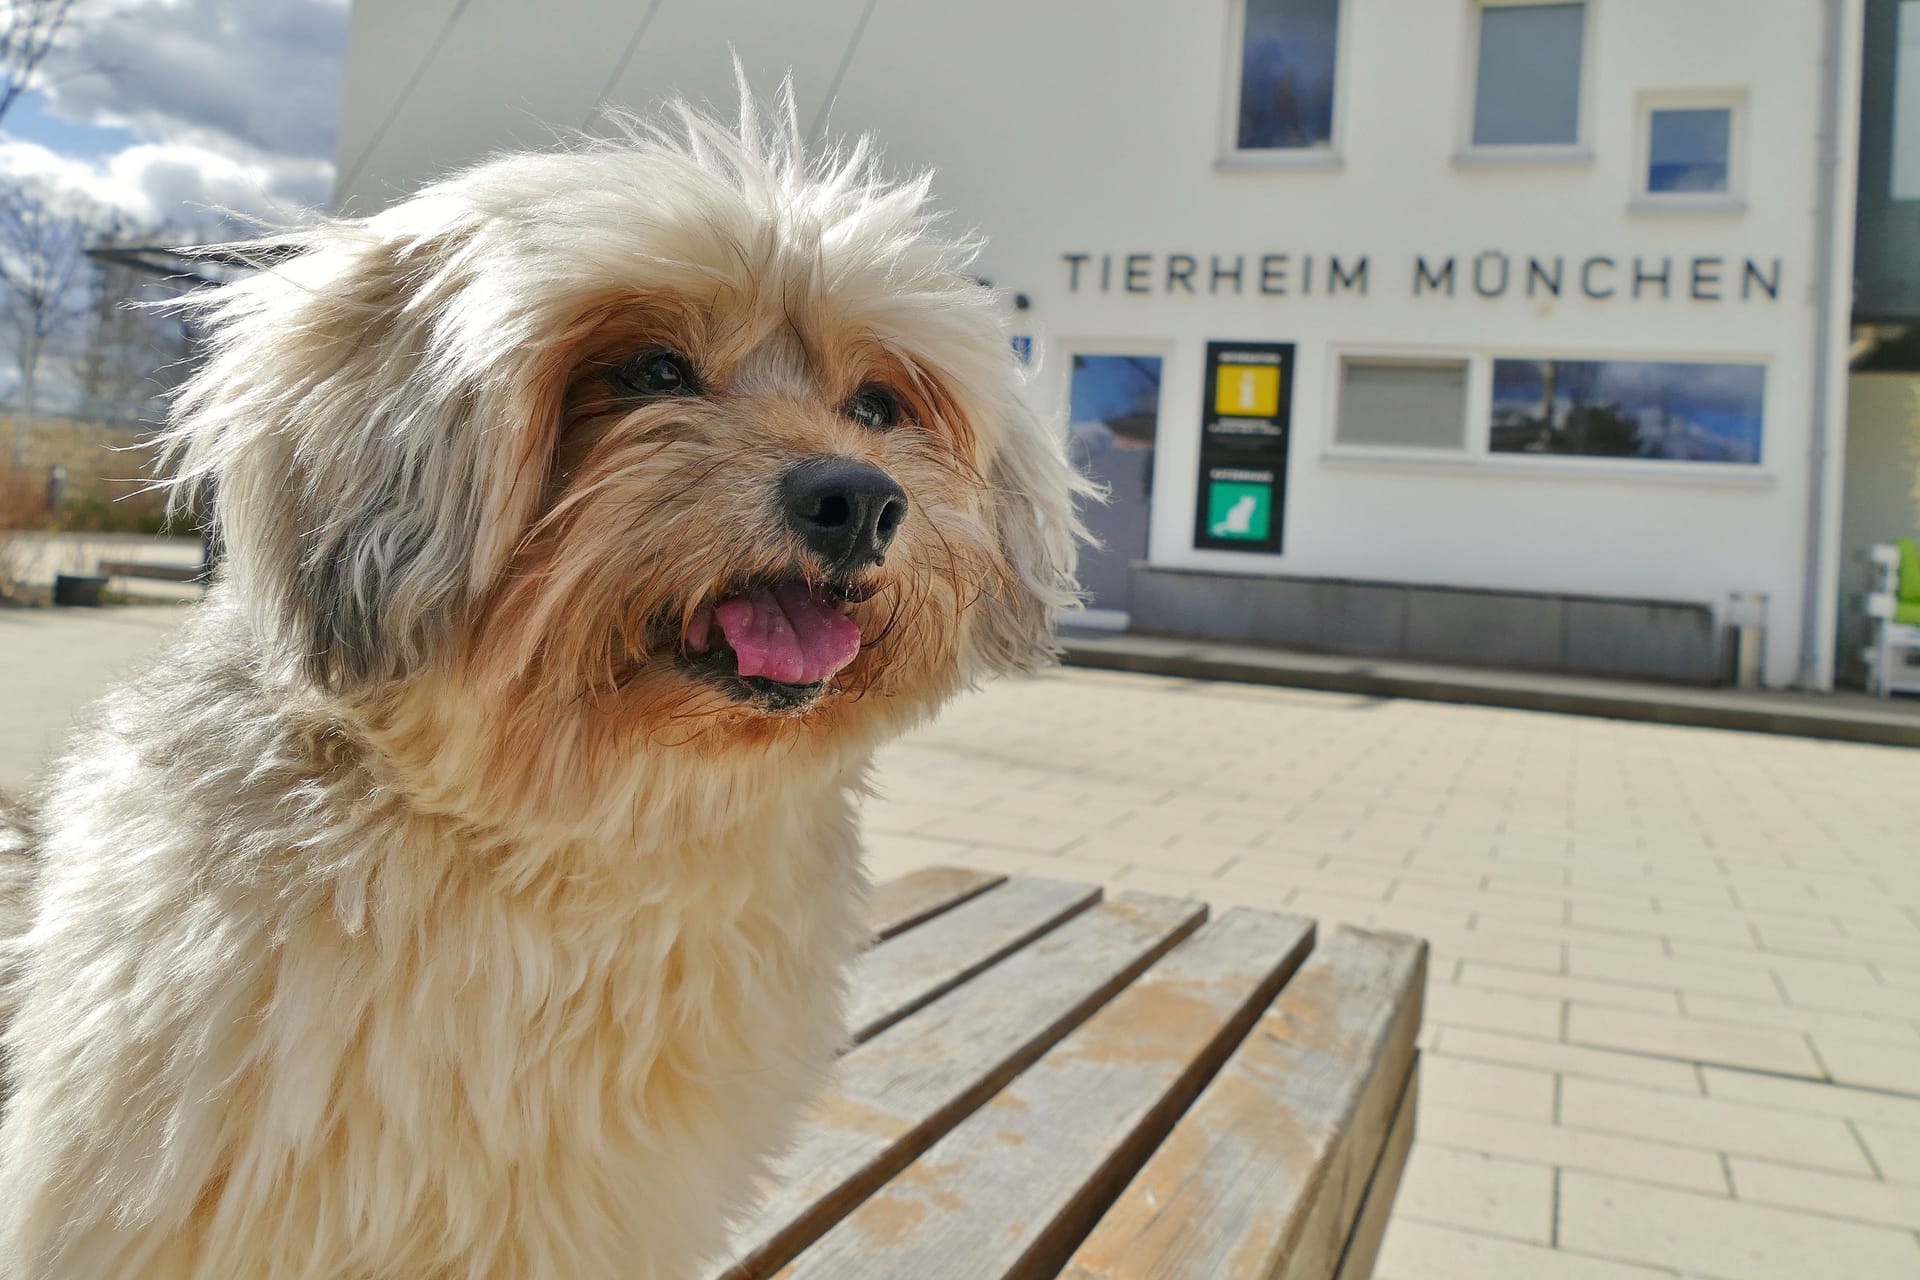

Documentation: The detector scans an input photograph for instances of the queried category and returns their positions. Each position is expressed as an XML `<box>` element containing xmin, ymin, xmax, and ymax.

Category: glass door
<box><xmin>1066</xmin><ymin>353</ymin><xmax>1163</xmax><ymax>622</ymax></box>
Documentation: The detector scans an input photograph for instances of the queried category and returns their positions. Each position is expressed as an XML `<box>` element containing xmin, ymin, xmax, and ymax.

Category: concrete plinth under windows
<box><xmin>1127</xmin><ymin>566</ymin><xmax>1723</xmax><ymax>685</ymax></box>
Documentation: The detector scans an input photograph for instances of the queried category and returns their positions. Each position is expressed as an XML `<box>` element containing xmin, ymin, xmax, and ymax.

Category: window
<box><xmin>1647</xmin><ymin>108</ymin><xmax>1732</xmax><ymax>193</ymax></box>
<box><xmin>1489</xmin><ymin>359</ymin><xmax>1765</xmax><ymax>464</ymax></box>
<box><xmin>1633</xmin><ymin>94</ymin><xmax>1745</xmax><ymax>208</ymax></box>
<box><xmin>1235</xmin><ymin>0</ymin><xmax>1341</xmax><ymax>151</ymax></box>
<box><xmin>1335</xmin><ymin>359</ymin><xmax>1469</xmax><ymax>451</ymax></box>
<box><xmin>1635</xmin><ymin>94</ymin><xmax>1743</xmax><ymax>206</ymax></box>
<box><xmin>1471</xmin><ymin>3</ymin><xmax>1585</xmax><ymax>147</ymax></box>
<box><xmin>1895</xmin><ymin>0</ymin><xmax>1920</xmax><ymax>199</ymax></box>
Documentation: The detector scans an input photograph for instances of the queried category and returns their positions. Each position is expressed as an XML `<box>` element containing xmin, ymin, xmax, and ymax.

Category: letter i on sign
<box><xmin>1214</xmin><ymin>362</ymin><xmax>1281</xmax><ymax>417</ymax></box>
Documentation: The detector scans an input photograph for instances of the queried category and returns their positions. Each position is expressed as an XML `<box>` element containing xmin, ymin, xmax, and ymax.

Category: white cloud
<box><xmin>6</xmin><ymin>0</ymin><xmax>347</xmax><ymax>231</ymax></box>
<box><xmin>0</xmin><ymin>137</ymin><xmax>330</xmax><ymax>231</ymax></box>
<box><xmin>0</xmin><ymin>139</ymin><xmax>135</xmax><ymax>215</ymax></box>
<box><xmin>41</xmin><ymin>0</ymin><xmax>348</xmax><ymax>162</ymax></box>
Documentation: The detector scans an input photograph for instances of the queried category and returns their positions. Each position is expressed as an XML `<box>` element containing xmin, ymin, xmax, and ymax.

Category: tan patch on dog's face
<box><xmin>462</xmin><ymin>290</ymin><xmax>1004</xmax><ymax>755</ymax></box>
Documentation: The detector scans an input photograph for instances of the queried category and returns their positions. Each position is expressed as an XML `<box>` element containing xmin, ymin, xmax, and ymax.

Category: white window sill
<box><xmin>1325</xmin><ymin>444</ymin><xmax>1472</xmax><ymax>464</ymax></box>
<box><xmin>1216</xmin><ymin>149</ymin><xmax>1344</xmax><ymax>172</ymax></box>
<box><xmin>1452</xmin><ymin>145</ymin><xmax>1594</xmax><ymax>168</ymax></box>
<box><xmin>1628</xmin><ymin>195</ymin><xmax>1748</xmax><ymax>216</ymax></box>
<box><xmin>1320</xmin><ymin>450</ymin><xmax>1776</xmax><ymax>488</ymax></box>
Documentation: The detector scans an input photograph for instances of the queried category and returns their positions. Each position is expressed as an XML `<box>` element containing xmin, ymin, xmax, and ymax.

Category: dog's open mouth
<box><xmin>678</xmin><ymin>579</ymin><xmax>866</xmax><ymax>710</ymax></box>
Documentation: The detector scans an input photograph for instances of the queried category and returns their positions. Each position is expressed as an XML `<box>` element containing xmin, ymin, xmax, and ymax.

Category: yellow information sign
<box><xmin>1214</xmin><ymin>363</ymin><xmax>1281</xmax><ymax>417</ymax></box>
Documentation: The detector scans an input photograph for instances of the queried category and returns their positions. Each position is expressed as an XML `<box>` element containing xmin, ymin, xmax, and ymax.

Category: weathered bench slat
<box><xmin>778</xmin><ymin>908</ymin><xmax>1318</xmax><ymax>1280</ymax></box>
<box><xmin>866</xmin><ymin>867</ymin><xmax>1005</xmax><ymax>942</ymax></box>
<box><xmin>848</xmin><ymin>876</ymin><xmax>1099</xmax><ymax>1043</ymax></box>
<box><xmin>1331</xmin><ymin>1059</ymin><xmax>1418</xmax><ymax>1280</ymax></box>
<box><xmin>717</xmin><ymin>891</ymin><xmax>1207</xmax><ymax>1280</ymax></box>
<box><xmin>1061</xmin><ymin>927</ymin><xmax>1426</xmax><ymax>1280</ymax></box>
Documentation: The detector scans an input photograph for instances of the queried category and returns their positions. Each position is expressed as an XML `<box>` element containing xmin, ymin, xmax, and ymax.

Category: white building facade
<box><xmin>335</xmin><ymin>0</ymin><xmax>1869</xmax><ymax>690</ymax></box>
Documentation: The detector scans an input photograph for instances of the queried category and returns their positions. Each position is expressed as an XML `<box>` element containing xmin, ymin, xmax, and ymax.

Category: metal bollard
<box><xmin>1724</xmin><ymin>592</ymin><xmax>1768</xmax><ymax>689</ymax></box>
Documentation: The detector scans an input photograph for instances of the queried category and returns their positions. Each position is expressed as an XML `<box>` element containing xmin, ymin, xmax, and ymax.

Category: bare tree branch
<box><xmin>0</xmin><ymin>0</ymin><xmax>77</xmax><ymax>128</ymax></box>
<box><xmin>0</xmin><ymin>179</ymin><xmax>124</xmax><ymax>463</ymax></box>
<box><xmin>0</xmin><ymin>183</ymin><xmax>104</xmax><ymax>342</ymax></box>
<box><xmin>76</xmin><ymin>226</ymin><xmax>195</xmax><ymax>422</ymax></box>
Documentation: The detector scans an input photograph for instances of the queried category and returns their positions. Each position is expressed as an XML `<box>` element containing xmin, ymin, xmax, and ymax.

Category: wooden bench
<box><xmin>712</xmin><ymin>866</ymin><xmax>1427</xmax><ymax>1280</ymax></box>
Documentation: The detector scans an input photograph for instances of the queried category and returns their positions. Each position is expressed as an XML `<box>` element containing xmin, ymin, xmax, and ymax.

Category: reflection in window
<box><xmin>1472</xmin><ymin>3</ymin><xmax>1585</xmax><ymax>147</ymax></box>
<box><xmin>1237</xmin><ymin>0</ymin><xmax>1340</xmax><ymax>151</ymax></box>
<box><xmin>1490</xmin><ymin>359</ymin><xmax>1765</xmax><ymax>464</ymax></box>
<box><xmin>1068</xmin><ymin>356</ymin><xmax>1162</xmax><ymax>451</ymax></box>
<box><xmin>1068</xmin><ymin>355</ymin><xmax>1162</xmax><ymax>613</ymax></box>
<box><xmin>1648</xmin><ymin>108</ymin><xmax>1732</xmax><ymax>194</ymax></box>
<box><xmin>1895</xmin><ymin>0</ymin><xmax>1920</xmax><ymax>199</ymax></box>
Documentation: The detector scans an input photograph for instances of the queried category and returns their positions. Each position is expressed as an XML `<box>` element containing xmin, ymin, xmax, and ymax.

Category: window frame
<box><xmin>1454</xmin><ymin>0</ymin><xmax>1596</xmax><ymax>167</ymax></box>
<box><xmin>1485</xmin><ymin>352</ymin><xmax>1769</xmax><ymax>469</ymax></box>
<box><xmin>1321</xmin><ymin>346</ymin><xmax>1776</xmax><ymax>484</ymax></box>
<box><xmin>1326</xmin><ymin>352</ymin><xmax>1476</xmax><ymax>460</ymax></box>
<box><xmin>1218</xmin><ymin>0</ymin><xmax>1354</xmax><ymax>169</ymax></box>
<box><xmin>1630</xmin><ymin>89</ymin><xmax>1749</xmax><ymax>215</ymax></box>
<box><xmin>1056</xmin><ymin>336</ymin><xmax>1177</xmax><ymax>583</ymax></box>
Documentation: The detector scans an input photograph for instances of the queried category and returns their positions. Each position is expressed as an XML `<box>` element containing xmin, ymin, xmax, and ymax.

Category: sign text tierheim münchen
<box><xmin>1059</xmin><ymin>252</ymin><xmax>1784</xmax><ymax>302</ymax></box>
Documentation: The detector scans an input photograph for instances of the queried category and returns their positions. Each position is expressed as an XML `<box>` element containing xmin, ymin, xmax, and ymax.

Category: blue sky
<box><xmin>1</xmin><ymin>0</ymin><xmax>348</xmax><ymax>231</ymax></box>
<box><xmin>5</xmin><ymin>91</ymin><xmax>139</xmax><ymax>160</ymax></box>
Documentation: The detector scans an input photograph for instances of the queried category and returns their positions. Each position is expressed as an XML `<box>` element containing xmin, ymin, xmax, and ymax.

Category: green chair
<box><xmin>1866</xmin><ymin>538</ymin><xmax>1920</xmax><ymax>695</ymax></box>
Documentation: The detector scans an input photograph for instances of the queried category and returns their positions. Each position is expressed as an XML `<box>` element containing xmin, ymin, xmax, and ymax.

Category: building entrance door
<box><xmin>1066</xmin><ymin>353</ymin><xmax>1164</xmax><ymax>625</ymax></box>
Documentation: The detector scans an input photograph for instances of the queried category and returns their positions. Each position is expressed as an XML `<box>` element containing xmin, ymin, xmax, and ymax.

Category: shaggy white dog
<box><xmin>0</xmin><ymin>88</ymin><xmax>1079</xmax><ymax>1279</ymax></box>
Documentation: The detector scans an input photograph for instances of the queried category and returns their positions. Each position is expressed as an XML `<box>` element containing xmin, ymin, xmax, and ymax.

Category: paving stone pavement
<box><xmin>0</xmin><ymin>604</ymin><xmax>193</xmax><ymax>793</ymax></box>
<box><xmin>861</xmin><ymin>668</ymin><xmax>1920</xmax><ymax>1280</ymax></box>
<box><xmin>8</xmin><ymin>610</ymin><xmax>1919</xmax><ymax>1276</ymax></box>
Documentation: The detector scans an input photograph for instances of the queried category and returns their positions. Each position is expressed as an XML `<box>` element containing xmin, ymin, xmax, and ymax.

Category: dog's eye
<box><xmin>612</xmin><ymin>350</ymin><xmax>700</xmax><ymax>397</ymax></box>
<box><xmin>844</xmin><ymin>384</ymin><xmax>902</xmax><ymax>430</ymax></box>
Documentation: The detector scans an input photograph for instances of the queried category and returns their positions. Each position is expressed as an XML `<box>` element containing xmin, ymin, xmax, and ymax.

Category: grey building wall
<box><xmin>1856</xmin><ymin>0</ymin><xmax>1920</xmax><ymax>319</ymax></box>
<box><xmin>1837</xmin><ymin>373</ymin><xmax>1920</xmax><ymax>685</ymax></box>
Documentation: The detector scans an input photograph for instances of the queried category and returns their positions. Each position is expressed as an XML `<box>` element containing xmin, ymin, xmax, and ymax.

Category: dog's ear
<box><xmin>968</xmin><ymin>387</ymin><xmax>1092</xmax><ymax>674</ymax></box>
<box><xmin>161</xmin><ymin>220</ymin><xmax>548</xmax><ymax>695</ymax></box>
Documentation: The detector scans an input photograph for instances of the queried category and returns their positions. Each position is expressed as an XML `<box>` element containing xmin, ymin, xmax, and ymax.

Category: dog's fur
<box><xmin>0</xmin><ymin>90</ymin><xmax>1080</xmax><ymax>1279</ymax></box>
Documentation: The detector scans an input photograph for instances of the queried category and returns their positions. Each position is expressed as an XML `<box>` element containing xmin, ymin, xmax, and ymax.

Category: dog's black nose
<box><xmin>782</xmin><ymin>458</ymin><xmax>908</xmax><ymax>569</ymax></box>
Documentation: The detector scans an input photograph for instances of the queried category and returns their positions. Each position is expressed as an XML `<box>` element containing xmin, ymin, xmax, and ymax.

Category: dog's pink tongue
<box><xmin>713</xmin><ymin>583</ymin><xmax>861</xmax><ymax>685</ymax></box>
